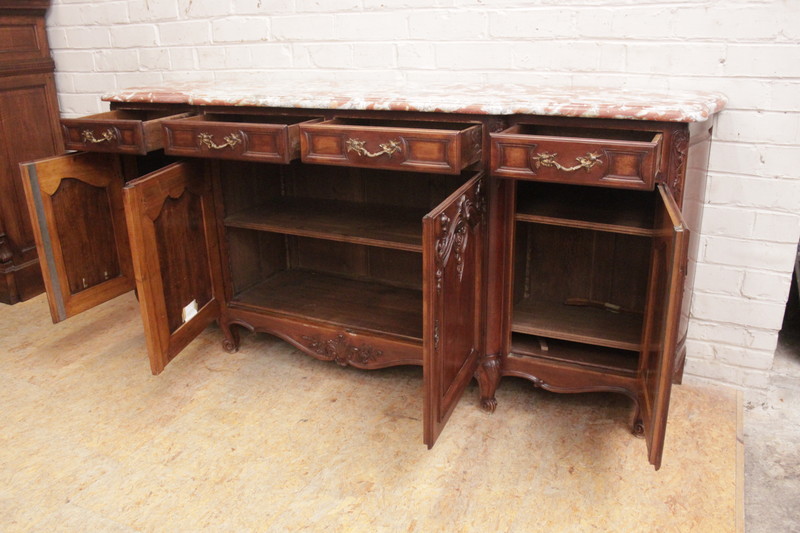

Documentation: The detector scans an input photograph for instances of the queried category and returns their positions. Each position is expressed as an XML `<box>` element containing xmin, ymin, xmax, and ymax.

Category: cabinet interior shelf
<box><xmin>512</xmin><ymin>299</ymin><xmax>642</xmax><ymax>352</ymax></box>
<box><xmin>515</xmin><ymin>182</ymin><xmax>656</xmax><ymax>236</ymax></box>
<box><xmin>510</xmin><ymin>334</ymin><xmax>638</xmax><ymax>376</ymax></box>
<box><xmin>230</xmin><ymin>269</ymin><xmax>423</xmax><ymax>341</ymax></box>
<box><xmin>225</xmin><ymin>198</ymin><xmax>426</xmax><ymax>252</ymax></box>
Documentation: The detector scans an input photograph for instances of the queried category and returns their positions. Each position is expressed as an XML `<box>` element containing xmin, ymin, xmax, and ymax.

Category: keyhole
<box><xmin>103</xmin><ymin>271</ymin><xmax>109</xmax><ymax>280</ymax></box>
<box><xmin>82</xmin><ymin>278</ymin><xmax>87</xmax><ymax>289</ymax></box>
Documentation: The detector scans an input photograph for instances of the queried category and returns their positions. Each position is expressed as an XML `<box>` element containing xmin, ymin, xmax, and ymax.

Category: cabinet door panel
<box><xmin>123</xmin><ymin>160</ymin><xmax>224</xmax><ymax>375</ymax></box>
<box><xmin>639</xmin><ymin>184</ymin><xmax>688</xmax><ymax>470</ymax></box>
<box><xmin>20</xmin><ymin>152</ymin><xmax>134</xmax><ymax>322</ymax></box>
<box><xmin>423</xmin><ymin>172</ymin><xmax>485</xmax><ymax>447</ymax></box>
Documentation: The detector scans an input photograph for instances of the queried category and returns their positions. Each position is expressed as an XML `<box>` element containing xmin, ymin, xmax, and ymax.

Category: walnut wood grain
<box><xmin>515</xmin><ymin>182</ymin><xmax>657</xmax><ymax>236</ymax></box>
<box><xmin>19</xmin><ymin>152</ymin><xmax>134</xmax><ymax>321</ymax></box>
<box><xmin>230</xmin><ymin>269</ymin><xmax>423</xmax><ymax>341</ymax></box>
<box><xmin>224</xmin><ymin>197</ymin><xmax>426</xmax><ymax>252</ymax></box>
<box><xmin>423</xmin><ymin>172</ymin><xmax>485</xmax><ymax>448</ymax></box>
<box><xmin>510</xmin><ymin>333</ymin><xmax>638</xmax><ymax>376</ymax></box>
<box><xmin>491</xmin><ymin>123</ymin><xmax>661</xmax><ymax>189</ymax></box>
<box><xmin>638</xmin><ymin>184</ymin><xmax>688</xmax><ymax>470</ymax></box>
<box><xmin>300</xmin><ymin>117</ymin><xmax>482</xmax><ymax>174</ymax></box>
<box><xmin>512</xmin><ymin>298</ymin><xmax>643</xmax><ymax>352</ymax></box>
<box><xmin>162</xmin><ymin>114</ymin><xmax>320</xmax><ymax>163</ymax></box>
<box><xmin>123</xmin><ymin>160</ymin><xmax>225</xmax><ymax>375</ymax></box>
<box><xmin>62</xmin><ymin>109</ymin><xmax>191</xmax><ymax>155</ymax></box>
<box><xmin>0</xmin><ymin>4</ymin><xmax>61</xmax><ymax>304</ymax></box>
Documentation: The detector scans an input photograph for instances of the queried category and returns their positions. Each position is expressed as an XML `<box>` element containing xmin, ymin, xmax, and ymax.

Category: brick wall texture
<box><xmin>45</xmin><ymin>0</ymin><xmax>800</xmax><ymax>392</ymax></box>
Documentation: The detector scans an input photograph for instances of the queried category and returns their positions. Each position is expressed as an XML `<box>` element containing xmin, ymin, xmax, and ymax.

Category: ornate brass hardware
<box><xmin>345</xmin><ymin>138</ymin><xmax>402</xmax><ymax>159</ymax></box>
<box><xmin>531</xmin><ymin>151</ymin><xmax>603</xmax><ymax>172</ymax></box>
<box><xmin>81</xmin><ymin>129</ymin><xmax>116</xmax><ymax>144</ymax></box>
<box><xmin>197</xmin><ymin>132</ymin><xmax>242</xmax><ymax>150</ymax></box>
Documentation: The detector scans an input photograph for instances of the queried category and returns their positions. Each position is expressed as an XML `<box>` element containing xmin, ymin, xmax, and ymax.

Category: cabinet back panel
<box><xmin>286</xmin><ymin>164</ymin><xmax>465</xmax><ymax>210</ymax></box>
<box><xmin>289</xmin><ymin>236</ymin><xmax>422</xmax><ymax>290</ymax></box>
<box><xmin>219</xmin><ymin>160</ymin><xmax>283</xmax><ymax>215</ymax></box>
<box><xmin>226</xmin><ymin>227</ymin><xmax>287</xmax><ymax>295</ymax></box>
<box><xmin>514</xmin><ymin>223</ymin><xmax>649</xmax><ymax>313</ymax></box>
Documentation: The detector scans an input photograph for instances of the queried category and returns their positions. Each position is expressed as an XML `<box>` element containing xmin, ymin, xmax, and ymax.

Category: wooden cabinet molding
<box><xmin>0</xmin><ymin>0</ymin><xmax>62</xmax><ymax>304</ymax></box>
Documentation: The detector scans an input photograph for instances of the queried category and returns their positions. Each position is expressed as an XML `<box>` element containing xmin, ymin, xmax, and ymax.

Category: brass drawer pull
<box><xmin>346</xmin><ymin>138</ymin><xmax>402</xmax><ymax>159</ymax></box>
<box><xmin>81</xmin><ymin>129</ymin><xmax>116</xmax><ymax>144</ymax></box>
<box><xmin>198</xmin><ymin>132</ymin><xmax>242</xmax><ymax>150</ymax></box>
<box><xmin>532</xmin><ymin>151</ymin><xmax>603</xmax><ymax>172</ymax></box>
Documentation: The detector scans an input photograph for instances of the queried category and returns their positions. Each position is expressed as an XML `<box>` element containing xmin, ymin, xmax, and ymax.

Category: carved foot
<box><xmin>474</xmin><ymin>353</ymin><xmax>501</xmax><ymax>414</ymax></box>
<box><xmin>480</xmin><ymin>396</ymin><xmax>497</xmax><ymax>413</ymax></box>
<box><xmin>221</xmin><ymin>323</ymin><xmax>240</xmax><ymax>353</ymax></box>
<box><xmin>631</xmin><ymin>402</ymin><xmax>644</xmax><ymax>438</ymax></box>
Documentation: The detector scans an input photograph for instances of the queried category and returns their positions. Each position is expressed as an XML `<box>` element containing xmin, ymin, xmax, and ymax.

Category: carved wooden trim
<box><xmin>0</xmin><ymin>232</ymin><xmax>12</xmax><ymax>266</ymax></box>
<box><xmin>434</xmin><ymin>177</ymin><xmax>485</xmax><ymax>293</ymax></box>
<box><xmin>668</xmin><ymin>129</ymin><xmax>689</xmax><ymax>204</ymax></box>
<box><xmin>301</xmin><ymin>333</ymin><xmax>384</xmax><ymax>367</ymax></box>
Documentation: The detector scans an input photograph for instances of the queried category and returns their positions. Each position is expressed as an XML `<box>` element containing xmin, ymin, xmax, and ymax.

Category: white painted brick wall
<box><xmin>45</xmin><ymin>0</ymin><xmax>800</xmax><ymax>393</ymax></box>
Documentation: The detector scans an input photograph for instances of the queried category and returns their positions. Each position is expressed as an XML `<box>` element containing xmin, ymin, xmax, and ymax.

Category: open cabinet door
<box><xmin>423</xmin><ymin>172</ymin><xmax>486</xmax><ymax>447</ymax></box>
<box><xmin>20</xmin><ymin>152</ymin><xmax>134</xmax><ymax>322</ymax></box>
<box><xmin>639</xmin><ymin>184</ymin><xmax>689</xmax><ymax>469</ymax></box>
<box><xmin>123</xmin><ymin>160</ymin><xmax>225</xmax><ymax>375</ymax></box>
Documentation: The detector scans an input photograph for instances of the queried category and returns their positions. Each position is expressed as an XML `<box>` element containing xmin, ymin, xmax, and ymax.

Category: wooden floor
<box><xmin>1</xmin><ymin>293</ymin><xmax>741</xmax><ymax>532</ymax></box>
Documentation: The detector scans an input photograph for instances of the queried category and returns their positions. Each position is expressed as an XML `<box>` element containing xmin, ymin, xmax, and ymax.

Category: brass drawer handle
<box><xmin>346</xmin><ymin>138</ymin><xmax>402</xmax><ymax>159</ymax></box>
<box><xmin>81</xmin><ymin>129</ymin><xmax>116</xmax><ymax>144</ymax></box>
<box><xmin>198</xmin><ymin>132</ymin><xmax>242</xmax><ymax>150</ymax></box>
<box><xmin>532</xmin><ymin>151</ymin><xmax>603</xmax><ymax>172</ymax></box>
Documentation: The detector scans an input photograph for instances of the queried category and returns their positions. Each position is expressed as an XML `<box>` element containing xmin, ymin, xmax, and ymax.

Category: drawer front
<box><xmin>162</xmin><ymin>115</ymin><xmax>319</xmax><ymax>163</ymax></box>
<box><xmin>300</xmin><ymin>119</ymin><xmax>482</xmax><ymax>174</ymax></box>
<box><xmin>491</xmin><ymin>127</ymin><xmax>662</xmax><ymax>190</ymax></box>
<box><xmin>61</xmin><ymin>110</ymin><xmax>190</xmax><ymax>155</ymax></box>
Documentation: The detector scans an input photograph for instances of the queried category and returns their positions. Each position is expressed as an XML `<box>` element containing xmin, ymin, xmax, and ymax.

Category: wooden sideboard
<box><xmin>20</xmin><ymin>83</ymin><xmax>724</xmax><ymax>469</ymax></box>
<box><xmin>0</xmin><ymin>0</ymin><xmax>62</xmax><ymax>304</ymax></box>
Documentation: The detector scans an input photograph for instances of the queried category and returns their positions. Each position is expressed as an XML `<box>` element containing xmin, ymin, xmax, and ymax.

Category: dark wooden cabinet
<box><xmin>0</xmin><ymin>0</ymin><xmax>63</xmax><ymax>304</ymax></box>
<box><xmin>21</xmin><ymin>89</ymin><xmax>721</xmax><ymax>468</ymax></box>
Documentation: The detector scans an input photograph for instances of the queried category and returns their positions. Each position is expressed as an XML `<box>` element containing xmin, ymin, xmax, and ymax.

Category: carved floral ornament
<box><xmin>669</xmin><ymin>129</ymin><xmax>689</xmax><ymax>198</ymax></box>
<box><xmin>434</xmin><ymin>178</ymin><xmax>485</xmax><ymax>294</ymax></box>
<box><xmin>301</xmin><ymin>333</ymin><xmax>383</xmax><ymax>367</ymax></box>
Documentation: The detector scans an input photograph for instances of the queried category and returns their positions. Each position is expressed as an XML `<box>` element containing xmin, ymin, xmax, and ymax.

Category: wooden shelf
<box><xmin>225</xmin><ymin>198</ymin><xmax>426</xmax><ymax>252</ymax></box>
<box><xmin>510</xmin><ymin>333</ymin><xmax>638</xmax><ymax>376</ymax></box>
<box><xmin>515</xmin><ymin>182</ymin><xmax>656</xmax><ymax>236</ymax></box>
<box><xmin>231</xmin><ymin>269</ymin><xmax>423</xmax><ymax>341</ymax></box>
<box><xmin>512</xmin><ymin>298</ymin><xmax>642</xmax><ymax>351</ymax></box>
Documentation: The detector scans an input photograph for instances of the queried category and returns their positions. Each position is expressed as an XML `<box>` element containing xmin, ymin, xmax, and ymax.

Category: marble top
<box><xmin>104</xmin><ymin>81</ymin><xmax>726</xmax><ymax>123</ymax></box>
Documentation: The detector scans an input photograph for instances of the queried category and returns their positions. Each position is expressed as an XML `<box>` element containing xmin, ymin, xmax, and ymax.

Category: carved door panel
<box><xmin>638</xmin><ymin>184</ymin><xmax>689</xmax><ymax>470</ymax></box>
<box><xmin>423</xmin><ymin>172</ymin><xmax>486</xmax><ymax>447</ymax></box>
<box><xmin>123</xmin><ymin>160</ymin><xmax>225</xmax><ymax>375</ymax></box>
<box><xmin>20</xmin><ymin>152</ymin><xmax>134</xmax><ymax>322</ymax></box>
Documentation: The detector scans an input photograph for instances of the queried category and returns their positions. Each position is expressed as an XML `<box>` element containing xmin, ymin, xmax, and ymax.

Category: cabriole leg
<box><xmin>475</xmin><ymin>353</ymin><xmax>501</xmax><ymax>413</ymax></box>
<box><xmin>220</xmin><ymin>321</ymin><xmax>240</xmax><ymax>353</ymax></box>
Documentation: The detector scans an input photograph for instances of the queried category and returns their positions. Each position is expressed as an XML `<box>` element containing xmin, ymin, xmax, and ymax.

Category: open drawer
<box><xmin>300</xmin><ymin>118</ymin><xmax>482</xmax><ymax>174</ymax></box>
<box><xmin>61</xmin><ymin>109</ymin><xmax>191</xmax><ymax>155</ymax></box>
<box><xmin>490</xmin><ymin>124</ymin><xmax>662</xmax><ymax>190</ymax></box>
<box><xmin>162</xmin><ymin>113</ymin><xmax>321</xmax><ymax>163</ymax></box>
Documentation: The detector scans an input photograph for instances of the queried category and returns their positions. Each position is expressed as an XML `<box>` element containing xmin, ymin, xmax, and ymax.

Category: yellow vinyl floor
<box><xmin>1</xmin><ymin>293</ymin><xmax>740</xmax><ymax>532</ymax></box>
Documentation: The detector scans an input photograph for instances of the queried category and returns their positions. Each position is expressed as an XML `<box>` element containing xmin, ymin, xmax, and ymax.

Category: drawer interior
<box><xmin>178</xmin><ymin>113</ymin><xmax>319</xmax><ymax>125</ymax></box>
<box><xmin>323</xmin><ymin>117</ymin><xmax>477</xmax><ymax>131</ymax></box>
<box><xmin>80</xmin><ymin>109</ymin><xmax>187</xmax><ymax>122</ymax></box>
<box><xmin>501</xmin><ymin>123</ymin><xmax>659</xmax><ymax>143</ymax></box>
